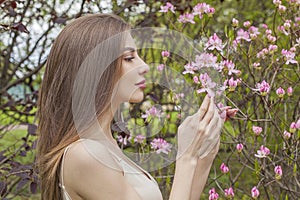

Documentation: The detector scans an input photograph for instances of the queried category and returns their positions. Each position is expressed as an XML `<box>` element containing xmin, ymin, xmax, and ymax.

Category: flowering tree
<box><xmin>139</xmin><ymin>1</ymin><xmax>299</xmax><ymax>199</ymax></box>
<box><xmin>0</xmin><ymin>0</ymin><xmax>299</xmax><ymax>199</ymax></box>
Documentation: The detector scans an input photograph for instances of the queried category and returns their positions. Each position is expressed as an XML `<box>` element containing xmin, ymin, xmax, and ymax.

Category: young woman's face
<box><xmin>114</xmin><ymin>34</ymin><xmax>149</xmax><ymax>104</ymax></box>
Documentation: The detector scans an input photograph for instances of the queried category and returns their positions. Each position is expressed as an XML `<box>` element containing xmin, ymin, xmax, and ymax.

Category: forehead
<box><xmin>124</xmin><ymin>33</ymin><xmax>137</xmax><ymax>49</ymax></box>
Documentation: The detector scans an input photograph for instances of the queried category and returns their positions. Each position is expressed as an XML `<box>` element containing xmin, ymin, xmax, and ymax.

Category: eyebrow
<box><xmin>122</xmin><ymin>47</ymin><xmax>136</xmax><ymax>53</ymax></box>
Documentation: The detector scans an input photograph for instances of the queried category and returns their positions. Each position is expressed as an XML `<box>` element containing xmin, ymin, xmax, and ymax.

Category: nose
<box><xmin>138</xmin><ymin>59</ymin><xmax>150</xmax><ymax>75</ymax></box>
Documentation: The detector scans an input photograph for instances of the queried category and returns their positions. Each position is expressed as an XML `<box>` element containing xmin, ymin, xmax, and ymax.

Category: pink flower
<box><xmin>284</xmin><ymin>20</ymin><xmax>291</xmax><ymax>30</ymax></box>
<box><xmin>253</xmin><ymin>62</ymin><xmax>261</xmax><ymax>69</ymax></box>
<box><xmin>224</xmin><ymin>187</ymin><xmax>234</xmax><ymax>198</ymax></box>
<box><xmin>193</xmin><ymin>76</ymin><xmax>200</xmax><ymax>84</ymax></box>
<box><xmin>252</xmin><ymin>125</ymin><xmax>263</xmax><ymax>136</ymax></box>
<box><xmin>289</xmin><ymin>122</ymin><xmax>297</xmax><ymax>133</ymax></box>
<box><xmin>255</xmin><ymin>145</ymin><xmax>270</xmax><ymax>158</ymax></box>
<box><xmin>278</xmin><ymin>5</ymin><xmax>286</xmax><ymax>12</ymax></box>
<box><xmin>266</xmin><ymin>29</ymin><xmax>272</xmax><ymax>35</ymax></box>
<box><xmin>161</xmin><ymin>50</ymin><xmax>170</xmax><ymax>57</ymax></box>
<box><xmin>243</xmin><ymin>21</ymin><xmax>251</xmax><ymax>28</ymax></box>
<box><xmin>232</xmin><ymin>18</ymin><xmax>239</xmax><ymax>27</ymax></box>
<box><xmin>257</xmin><ymin>48</ymin><xmax>269</xmax><ymax>59</ymax></box>
<box><xmin>220</xmin><ymin>163</ymin><xmax>229</xmax><ymax>173</ymax></box>
<box><xmin>273</xmin><ymin>0</ymin><xmax>282</xmax><ymax>6</ymax></box>
<box><xmin>236</xmin><ymin>143</ymin><xmax>244</xmax><ymax>153</ymax></box>
<box><xmin>193</xmin><ymin>3</ymin><xmax>211</xmax><ymax>18</ymax></box>
<box><xmin>192</xmin><ymin>53</ymin><xmax>218</xmax><ymax>69</ymax></box>
<box><xmin>157</xmin><ymin>64</ymin><xmax>165</xmax><ymax>72</ymax></box>
<box><xmin>228</xmin><ymin>77</ymin><xmax>238</xmax><ymax>92</ymax></box>
<box><xmin>206</xmin><ymin>7</ymin><xmax>215</xmax><ymax>16</ymax></box>
<box><xmin>248</xmin><ymin>26</ymin><xmax>260</xmax><ymax>39</ymax></box>
<box><xmin>251</xmin><ymin>186</ymin><xmax>260</xmax><ymax>199</ymax></box>
<box><xmin>262</xmin><ymin>24</ymin><xmax>268</xmax><ymax>29</ymax></box>
<box><xmin>236</xmin><ymin>28</ymin><xmax>251</xmax><ymax>42</ymax></box>
<box><xmin>287</xmin><ymin>87</ymin><xmax>293</xmax><ymax>96</ymax></box>
<box><xmin>173</xmin><ymin>93</ymin><xmax>185</xmax><ymax>100</ymax></box>
<box><xmin>268</xmin><ymin>44</ymin><xmax>278</xmax><ymax>53</ymax></box>
<box><xmin>284</xmin><ymin>130</ymin><xmax>291</xmax><ymax>139</ymax></box>
<box><xmin>159</xmin><ymin>2</ymin><xmax>176</xmax><ymax>13</ymax></box>
<box><xmin>205</xmin><ymin>33</ymin><xmax>224</xmax><ymax>51</ymax></box>
<box><xmin>196</xmin><ymin>73</ymin><xmax>217</xmax><ymax>97</ymax></box>
<box><xmin>220</xmin><ymin>60</ymin><xmax>240</xmax><ymax>75</ymax></box>
<box><xmin>117</xmin><ymin>134</ymin><xmax>131</xmax><ymax>146</ymax></box>
<box><xmin>142</xmin><ymin>106</ymin><xmax>162</xmax><ymax>119</ymax></box>
<box><xmin>150</xmin><ymin>138</ymin><xmax>172</xmax><ymax>154</ymax></box>
<box><xmin>182</xmin><ymin>63</ymin><xmax>196</xmax><ymax>74</ymax></box>
<box><xmin>178</xmin><ymin>13</ymin><xmax>195</xmax><ymax>24</ymax></box>
<box><xmin>274</xmin><ymin>165</ymin><xmax>282</xmax><ymax>180</ymax></box>
<box><xmin>256</xmin><ymin>80</ymin><xmax>270</xmax><ymax>96</ymax></box>
<box><xmin>281</xmin><ymin>49</ymin><xmax>297</xmax><ymax>64</ymax></box>
<box><xmin>276</xmin><ymin>87</ymin><xmax>285</xmax><ymax>98</ymax></box>
<box><xmin>209</xmin><ymin>188</ymin><xmax>219</xmax><ymax>200</ymax></box>
<box><xmin>267</xmin><ymin>35</ymin><xmax>276</xmax><ymax>43</ymax></box>
<box><xmin>134</xmin><ymin>134</ymin><xmax>146</xmax><ymax>144</ymax></box>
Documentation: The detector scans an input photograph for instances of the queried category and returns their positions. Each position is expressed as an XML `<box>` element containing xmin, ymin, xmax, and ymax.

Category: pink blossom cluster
<box><xmin>209</xmin><ymin>188</ymin><xmax>219</xmax><ymax>200</ymax></box>
<box><xmin>195</xmin><ymin>73</ymin><xmax>217</xmax><ymax>98</ymax></box>
<box><xmin>117</xmin><ymin>134</ymin><xmax>132</xmax><ymax>146</ymax></box>
<box><xmin>141</xmin><ymin>106</ymin><xmax>162</xmax><ymax>119</ymax></box>
<box><xmin>255</xmin><ymin>145</ymin><xmax>270</xmax><ymax>158</ymax></box>
<box><xmin>281</xmin><ymin>49</ymin><xmax>298</xmax><ymax>64</ymax></box>
<box><xmin>290</xmin><ymin>119</ymin><xmax>300</xmax><ymax>133</ymax></box>
<box><xmin>150</xmin><ymin>138</ymin><xmax>172</xmax><ymax>154</ymax></box>
<box><xmin>134</xmin><ymin>134</ymin><xmax>146</xmax><ymax>144</ymax></box>
<box><xmin>173</xmin><ymin>2</ymin><xmax>215</xmax><ymax>24</ymax></box>
<box><xmin>255</xmin><ymin>80</ymin><xmax>270</xmax><ymax>96</ymax></box>
<box><xmin>205</xmin><ymin>33</ymin><xmax>224</xmax><ymax>52</ymax></box>
<box><xmin>220</xmin><ymin>163</ymin><xmax>229</xmax><ymax>173</ymax></box>
<box><xmin>252</xmin><ymin>125</ymin><xmax>263</xmax><ymax>136</ymax></box>
<box><xmin>275</xmin><ymin>86</ymin><xmax>292</xmax><ymax>98</ymax></box>
<box><xmin>251</xmin><ymin>186</ymin><xmax>260</xmax><ymax>198</ymax></box>
<box><xmin>224</xmin><ymin>187</ymin><xmax>234</xmax><ymax>198</ymax></box>
<box><xmin>159</xmin><ymin>2</ymin><xmax>175</xmax><ymax>13</ymax></box>
<box><xmin>274</xmin><ymin>165</ymin><xmax>283</xmax><ymax>180</ymax></box>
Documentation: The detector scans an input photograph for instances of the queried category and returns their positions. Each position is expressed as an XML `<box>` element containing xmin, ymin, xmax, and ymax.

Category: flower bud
<box><xmin>236</xmin><ymin>143</ymin><xmax>244</xmax><ymax>153</ymax></box>
<box><xmin>276</xmin><ymin>87</ymin><xmax>285</xmax><ymax>98</ymax></box>
<box><xmin>287</xmin><ymin>87</ymin><xmax>293</xmax><ymax>96</ymax></box>
<box><xmin>232</xmin><ymin>18</ymin><xmax>239</xmax><ymax>27</ymax></box>
<box><xmin>289</xmin><ymin>122</ymin><xmax>297</xmax><ymax>133</ymax></box>
<box><xmin>251</xmin><ymin>186</ymin><xmax>260</xmax><ymax>199</ymax></box>
<box><xmin>274</xmin><ymin>165</ymin><xmax>283</xmax><ymax>180</ymax></box>
<box><xmin>283</xmin><ymin>130</ymin><xmax>291</xmax><ymax>139</ymax></box>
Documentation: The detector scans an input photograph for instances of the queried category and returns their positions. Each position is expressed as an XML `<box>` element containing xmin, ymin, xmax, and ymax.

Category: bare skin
<box><xmin>61</xmin><ymin>95</ymin><xmax>231</xmax><ymax>200</ymax></box>
<box><xmin>60</xmin><ymin>35</ymin><xmax>236</xmax><ymax>199</ymax></box>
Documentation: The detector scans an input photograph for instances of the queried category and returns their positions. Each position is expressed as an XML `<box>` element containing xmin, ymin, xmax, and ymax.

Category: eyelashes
<box><xmin>124</xmin><ymin>57</ymin><xmax>135</xmax><ymax>62</ymax></box>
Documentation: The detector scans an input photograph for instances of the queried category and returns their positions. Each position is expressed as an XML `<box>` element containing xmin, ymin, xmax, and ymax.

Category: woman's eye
<box><xmin>124</xmin><ymin>57</ymin><xmax>135</xmax><ymax>62</ymax></box>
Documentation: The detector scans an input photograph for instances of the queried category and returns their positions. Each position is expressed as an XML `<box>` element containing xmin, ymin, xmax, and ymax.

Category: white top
<box><xmin>59</xmin><ymin>138</ymin><xmax>163</xmax><ymax>200</ymax></box>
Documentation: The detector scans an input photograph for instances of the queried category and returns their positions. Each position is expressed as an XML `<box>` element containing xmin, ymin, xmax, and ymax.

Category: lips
<box><xmin>135</xmin><ymin>80</ymin><xmax>146</xmax><ymax>85</ymax></box>
<box><xmin>135</xmin><ymin>79</ymin><xmax>146</xmax><ymax>89</ymax></box>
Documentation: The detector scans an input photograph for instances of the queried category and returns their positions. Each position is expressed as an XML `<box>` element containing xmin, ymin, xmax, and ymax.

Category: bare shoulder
<box><xmin>63</xmin><ymin>139</ymin><xmax>141</xmax><ymax>200</ymax></box>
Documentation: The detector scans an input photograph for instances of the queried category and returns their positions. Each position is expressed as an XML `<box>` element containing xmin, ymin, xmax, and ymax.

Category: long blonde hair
<box><xmin>36</xmin><ymin>13</ymin><xmax>131</xmax><ymax>200</ymax></box>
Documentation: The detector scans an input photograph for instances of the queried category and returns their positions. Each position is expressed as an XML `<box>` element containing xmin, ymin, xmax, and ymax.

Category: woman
<box><xmin>36</xmin><ymin>13</ymin><xmax>231</xmax><ymax>200</ymax></box>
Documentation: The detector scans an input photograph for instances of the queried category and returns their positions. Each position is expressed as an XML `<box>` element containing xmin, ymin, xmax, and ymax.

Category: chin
<box><xmin>128</xmin><ymin>90</ymin><xmax>144</xmax><ymax>103</ymax></box>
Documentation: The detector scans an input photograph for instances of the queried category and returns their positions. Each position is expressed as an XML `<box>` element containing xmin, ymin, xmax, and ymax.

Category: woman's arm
<box><xmin>169</xmin><ymin>155</ymin><xmax>198</xmax><ymax>200</ymax></box>
<box><xmin>169</xmin><ymin>95</ymin><xmax>222</xmax><ymax>200</ymax></box>
<box><xmin>190</xmin><ymin>142</ymin><xmax>219</xmax><ymax>200</ymax></box>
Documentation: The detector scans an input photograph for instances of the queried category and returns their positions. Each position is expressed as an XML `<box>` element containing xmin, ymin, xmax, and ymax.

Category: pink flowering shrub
<box><xmin>123</xmin><ymin>0</ymin><xmax>300</xmax><ymax>199</ymax></box>
<box><xmin>2</xmin><ymin>0</ymin><xmax>299</xmax><ymax>199</ymax></box>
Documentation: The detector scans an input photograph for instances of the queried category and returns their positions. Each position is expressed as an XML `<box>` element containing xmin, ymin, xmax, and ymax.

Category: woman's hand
<box><xmin>176</xmin><ymin>94</ymin><xmax>224</xmax><ymax>161</ymax></box>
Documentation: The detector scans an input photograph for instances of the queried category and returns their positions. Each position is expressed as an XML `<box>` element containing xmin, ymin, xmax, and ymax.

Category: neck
<box><xmin>81</xmin><ymin>103</ymin><xmax>120</xmax><ymax>147</ymax></box>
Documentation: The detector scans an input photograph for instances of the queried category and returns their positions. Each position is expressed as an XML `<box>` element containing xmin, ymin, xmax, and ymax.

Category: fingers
<box><xmin>197</xmin><ymin>94</ymin><xmax>211</xmax><ymax>121</ymax></box>
<box><xmin>201</xmin><ymin>96</ymin><xmax>215</xmax><ymax>125</ymax></box>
